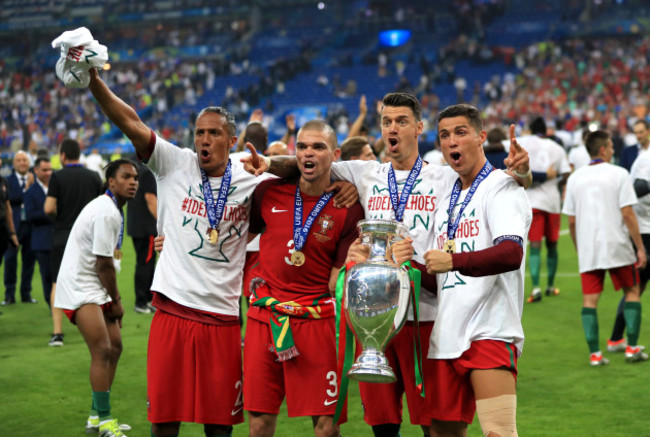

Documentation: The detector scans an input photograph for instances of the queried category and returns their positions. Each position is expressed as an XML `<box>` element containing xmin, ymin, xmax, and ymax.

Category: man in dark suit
<box><xmin>2</xmin><ymin>151</ymin><xmax>37</xmax><ymax>305</ymax></box>
<box><xmin>619</xmin><ymin>120</ymin><xmax>650</xmax><ymax>171</ymax></box>
<box><xmin>24</xmin><ymin>157</ymin><xmax>54</xmax><ymax>306</ymax></box>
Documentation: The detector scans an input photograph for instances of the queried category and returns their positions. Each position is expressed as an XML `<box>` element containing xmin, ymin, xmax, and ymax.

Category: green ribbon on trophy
<box><xmin>332</xmin><ymin>260</ymin><xmax>422</xmax><ymax>424</ymax></box>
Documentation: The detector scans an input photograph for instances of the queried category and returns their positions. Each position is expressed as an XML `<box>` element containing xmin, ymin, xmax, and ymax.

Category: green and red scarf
<box><xmin>251</xmin><ymin>282</ymin><xmax>335</xmax><ymax>362</ymax></box>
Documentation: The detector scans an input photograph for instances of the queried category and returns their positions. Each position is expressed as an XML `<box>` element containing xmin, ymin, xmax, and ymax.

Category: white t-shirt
<box><xmin>54</xmin><ymin>195</ymin><xmax>122</xmax><ymax>309</ymax></box>
<box><xmin>428</xmin><ymin>170</ymin><xmax>531</xmax><ymax>359</ymax></box>
<box><xmin>518</xmin><ymin>135</ymin><xmax>571</xmax><ymax>213</ymax></box>
<box><xmin>562</xmin><ymin>162</ymin><xmax>637</xmax><ymax>272</ymax></box>
<box><xmin>331</xmin><ymin>160</ymin><xmax>458</xmax><ymax>321</ymax></box>
<box><xmin>148</xmin><ymin>137</ymin><xmax>259</xmax><ymax>316</ymax></box>
<box><xmin>630</xmin><ymin>151</ymin><xmax>650</xmax><ymax>234</ymax></box>
<box><xmin>422</xmin><ymin>149</ymin><xmax>446</xmax><ymax>166</ymax></box>
<box><xmin>568</xmin><ymin>145</ymin><xmax>590</xmax><ymax>170</ymax></box>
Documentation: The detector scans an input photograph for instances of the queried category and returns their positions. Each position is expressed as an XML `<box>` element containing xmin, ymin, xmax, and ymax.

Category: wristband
<box><xmin>513</xmin><ymin>169</ymin><xmax>531</xmax><ymax>178</ymax></box>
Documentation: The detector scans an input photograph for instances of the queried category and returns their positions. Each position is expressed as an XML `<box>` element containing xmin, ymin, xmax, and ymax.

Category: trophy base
<box><xmin>347</xmin><ymin>350</ymin><xmax>396</xmax><ymax>383</ymax></box>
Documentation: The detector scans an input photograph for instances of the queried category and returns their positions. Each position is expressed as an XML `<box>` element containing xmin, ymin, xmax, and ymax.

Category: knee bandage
<box><xmin>475</xmin><ymin>394</ymin><xmax>518</xmax><ymax>437</ymax></box>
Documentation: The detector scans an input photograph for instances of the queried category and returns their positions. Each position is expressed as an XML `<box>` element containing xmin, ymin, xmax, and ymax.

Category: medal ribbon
<box><xmin>293</xmin><ymin>185</ymin><xmax>334</xmax><ymax>252</ymax></box>
<box><xmin>446</xmin><ymin>160</ymin><xmax>493</xmax><ymax>241</ymax></box>
<box><xmin>333</xmin><ymin>261</ymin><xmax>355</xmax><ymax>425</ymax></box>
<box><xmin>105</xmin><ymin>189</ymin><xmax>124</xmax><ymax>251</ymax></box>
<box><xmin>589</xmin><ymin>158</ymin><xmax>604</xmax><ymax>165</ymax></box>
<box><xmin>387</xmin><ymin>155</ymin><xmax>423</xmax><ymax>222</ymax></box>
<box><xmin>405</xmin><ymin>261</ymin><xmax>424</xmax><ymax>397</ymax></box>
<box><xmin>200</xmin><ymin>160</ymin><xmax>232</xmax><ymax>234</ymax></box>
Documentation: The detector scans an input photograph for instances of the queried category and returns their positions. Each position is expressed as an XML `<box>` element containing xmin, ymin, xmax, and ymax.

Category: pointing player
<box><xmin>422</xmin><ymin>104</ymin><xmax>531</xmax><ymax>437</ymax></box>
<box><xmin>54</xmin><ymin>159</ymin><xmax>139</xmax><ymax>437</ymax></box>
<box><xmin>562</xmin><ymin>129</ymin><xmax>648</xmax><ymax>366</ymax></box>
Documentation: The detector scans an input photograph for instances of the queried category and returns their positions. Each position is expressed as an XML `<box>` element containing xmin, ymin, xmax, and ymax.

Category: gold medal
<box><xmin>290</xmin><ymin>250</ymin><xmax>306</xmax><ymax>266</ymax></box>
<box><xmin>443</xmin><ymin>239</ymin><xmax>456</xmax><ymax>254</ymax></box>
<box><xmin>208</xmin><ymin>228</ymin><xmax>219</xmax><ymax>245</ymax></box>
<box><xmin>114</xmin><ymin>249</ymin><xmax>123</xmax><ymax>260</ymax></box>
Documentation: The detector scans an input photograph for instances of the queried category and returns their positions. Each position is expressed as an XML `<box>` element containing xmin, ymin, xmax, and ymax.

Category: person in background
<box><xmin>518</xmin><ymin>117</ymin><xmax>571</xmax><ymax>303</ymax></box>
<box><xmin>45</xmin><ymin>138</ymin><xmax>104</xmax><ymax>347</ymax></box>
<box><xmin>0</xmin><ymin>156</ymin><xmax>19</xmax><ymax>314</ymax></box>
<box><xmin>340</xmin><ymin>136</ymin><xmax>377</xmax><ymax>162</ymax></box>
<box><xmin>54</xmin><ymin>159</ymin><xmax>138</xmax><ymax>437</ymax></box>
<box><xmin>24</xmin><ymin>157</ymin><xmax>54</xmax><ymax>306</ymax></box>
<box><xmin>2</xmin><ymin>151</ymin><xmax>37</xmax><ymax>306</ymax></box>
<box><xmin>619</xmin><ymin>119</ymin><xmax>650</xmax><ymax>172</ymax></box>
<box><xmin>265</xmin><ymin>141</ymin><xmax>289</xmax><ymax>157</ymax></box>
<box><xmin>562</xmin><ymin>130</ymin><xmax>648</xmax><ymax>366</ymax></box>
<box><xmin>127</xmin><ymin>162</ymin><xmax>157</xmax><ymax>314</ymax></box>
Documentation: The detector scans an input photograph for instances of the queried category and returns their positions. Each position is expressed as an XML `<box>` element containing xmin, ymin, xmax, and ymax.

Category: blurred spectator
<box><xmin>340</xmin><ymin>136</ymin><xmax>376</xmax><ymax>161</ymax></box>
<box><xmin>24</xmin><ymin>157</ymin><xmax>54</xmax><ymax>307</ymax></box>
<box><xmin>3</xmin><ymin>151</ymin><xmax>36</xmax><ymax>305</ymax></box>
<box><xmin>127</xmin><ymin>163</ymin><xmax>158</xmax><ymax>314</ymax></box>
<box><xmin>44</xmin><ymin>139</ymin><xmax>103</xmax><ymax>347</ymax></box>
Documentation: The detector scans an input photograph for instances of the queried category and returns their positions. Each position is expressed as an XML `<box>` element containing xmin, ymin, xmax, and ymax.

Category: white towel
<box><xmin>52</xmin><ymin>27</ymin><xmax>109</xmax><ymax>88</ymax></box>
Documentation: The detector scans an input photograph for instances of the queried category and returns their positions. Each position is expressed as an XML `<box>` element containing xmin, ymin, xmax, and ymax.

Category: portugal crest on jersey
<box><xmin>314</xmin><ymin>214</ymin><xmax>334</xmax><ymax>242</ymax></box>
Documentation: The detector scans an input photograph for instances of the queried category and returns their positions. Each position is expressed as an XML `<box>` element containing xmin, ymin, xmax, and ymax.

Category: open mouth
<box><xmin>302</xmin><ymin>161</ymin><xmax>316</xmax><ymax>172</ymax></box>
<box><xmin>388</xmin><ymin>137</ymin><xmax>398</xmax><ymax>151</ymax></box>
<box><xmin>449</xmin><ymin>152</ymin><xmax>462</xmax><ymax>165</ymax></box>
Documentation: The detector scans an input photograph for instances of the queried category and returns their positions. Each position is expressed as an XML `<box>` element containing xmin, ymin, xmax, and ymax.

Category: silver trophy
<box><xmin>344</xmin><ymin>219</ymin><xmax>412</xmax><ymax>383</ymax></box>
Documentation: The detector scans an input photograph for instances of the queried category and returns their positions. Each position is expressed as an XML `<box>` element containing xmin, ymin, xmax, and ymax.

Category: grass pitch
<box><xmin>1</xmin><ymin>220</ymin><xmax>649</xmax><ymax>436</ymax></box>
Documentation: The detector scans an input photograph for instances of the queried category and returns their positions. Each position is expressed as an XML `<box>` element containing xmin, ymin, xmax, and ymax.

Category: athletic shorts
<box><xmin>147</xmin><ymin>310</ymin><xmax>244</xmax><ymax>425</ymax></box>
<box><xmin>63</xmin><ymin>302</ymin><xmax>112</xmax><ymax>325</ymax></box>
<box><xmin>358</xmin><ymin>321</ymin><xmax>433</xmax><ymax>426</ymax></box>
<box><xmin>242</xmin><ymin>251</ymin><xmax>261</xmax><ymax>298</ymax></box>
<box><xmin>426</xmin><ymin>340</ymin><xmax>518</xmax><ymax>424</ymax></box>
<box><xmin>580</xmin><ymin>264</ymin><xmax>639</xmax><ymax>295</ymax></box>
<box><xmin>528</xmin><ymin>209</ymin><xmax>560</xmax><ymax>243</ymax></box>
<box><xmin>243</xmin><ymin>317</ymin><xmax>345</xmax><ymax>421</ymax></box>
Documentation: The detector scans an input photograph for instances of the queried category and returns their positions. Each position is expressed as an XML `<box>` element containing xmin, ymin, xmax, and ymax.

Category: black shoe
<box><xmin>1</xmin><ymin>299</ymin><xmax>15</xmax><ymax>306</ymax></box>
<box><xmin>48</xmin><ymin>333</ymin><xmax>64</xmax><ymax>347</ymax></box>
<box><xmin>21</xmin><ymin>298</ymin><xmax>38</xmax><ymax>304</ymax></box>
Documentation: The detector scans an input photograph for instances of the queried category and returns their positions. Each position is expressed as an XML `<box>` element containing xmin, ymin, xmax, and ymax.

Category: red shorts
<box><xmin>426</xmin><ymin>340</ymin><xmax>518</xmax><ymax>424</ymax></box>
<box><xmin>63</xmin><ymin>302</ymin><xmax>112</xmax><ymax>325</ymax></box>
<box><xmin>147</xmin><ymin>310</ymin><xmax>244</xmax><ymax>425</ymax></box>
<box><xmin>580</xmin><ymin>264</ymin><xmax>639</xmax><ymax>294</ymax></box>
<box><xmin>242</xmin><ymin>251</ymin><xmax>261</xmax><ymax>298</ymax></box>
<box><xmin>358</xmin><ymin>321</ymin><xmax>433</xmax><ymax>426</ymax></box>
<box><xmin>528</xmin><ymin>209</ymin><xmax>560</xmax><ymax>242</ymax></box>
<box><xmin>243</xmin><ymin>317</ymin><xmax>345</xmax><ymax>420</ymax></box>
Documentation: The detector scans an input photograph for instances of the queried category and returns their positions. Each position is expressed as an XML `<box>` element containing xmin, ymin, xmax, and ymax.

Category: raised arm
<box><xmin>88</xmin><ymin>68</ymin><xmax>152</xmax><ymax>158</ymax></box>
<box><xmin>347</xmin><ymin>95</ymin><xmax>368</xmax><ymax>139</ymax></box>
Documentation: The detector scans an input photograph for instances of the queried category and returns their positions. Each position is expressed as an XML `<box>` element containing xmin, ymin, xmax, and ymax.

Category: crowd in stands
<box><xmin>0</xmin><ymin>0</ymin><xmax>649</xmax><ymax>162</ymax></box>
